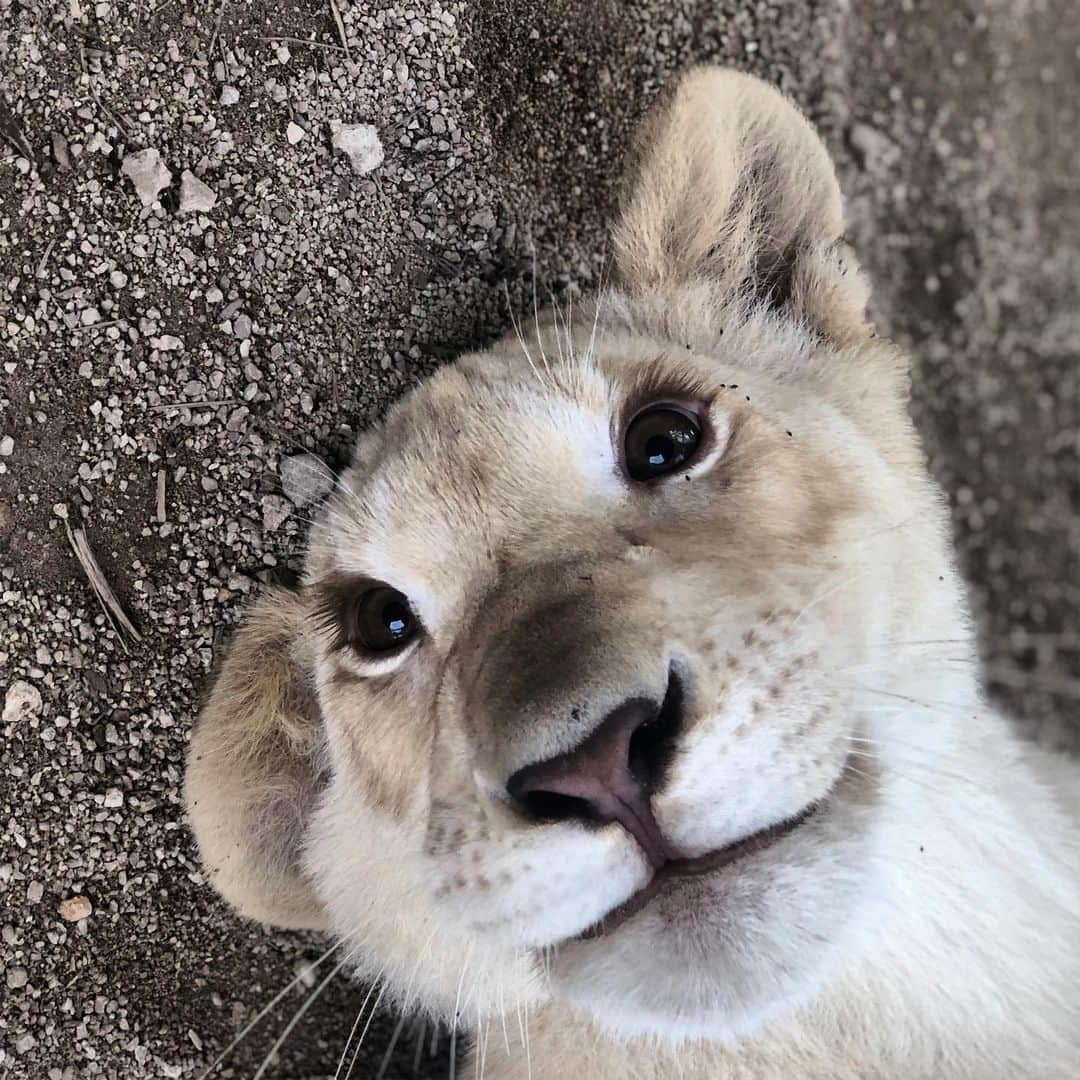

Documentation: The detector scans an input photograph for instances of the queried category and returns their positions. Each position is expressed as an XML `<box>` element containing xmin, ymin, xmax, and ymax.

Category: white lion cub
<box><xmin>185</xmin><ymin>67</ymin><xmax>1080</xmax><ymax>1077</ymax></box>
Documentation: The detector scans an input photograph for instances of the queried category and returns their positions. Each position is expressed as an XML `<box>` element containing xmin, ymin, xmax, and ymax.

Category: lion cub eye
<box><xmin>624</xmin><ymin>405</ymin><xmax>702</xmax><ymax>481</ymax></box>
<box><xmin>350</xmin><ymin>587</ymin><xmax>419</xmax><ymax>652</ymax></box>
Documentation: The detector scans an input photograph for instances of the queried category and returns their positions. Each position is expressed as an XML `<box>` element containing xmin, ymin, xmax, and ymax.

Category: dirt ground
<box><xmin>1</xmin><ymin>1</ymin><xmax>1077</xmax><ymax>1076</ymax></box>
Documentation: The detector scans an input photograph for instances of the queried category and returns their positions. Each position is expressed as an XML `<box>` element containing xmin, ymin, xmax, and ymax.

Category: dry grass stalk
<box><xmin>65</xmin><ymin>524</ymin><xmax>143</xmax><ymax>648</ymax></box>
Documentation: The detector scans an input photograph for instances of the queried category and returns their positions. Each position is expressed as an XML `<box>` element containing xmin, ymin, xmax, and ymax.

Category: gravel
<box><xmin>1</xmin><ymin>1</ymin><xmax>1076</xmax><ymax>1077</ymax></box>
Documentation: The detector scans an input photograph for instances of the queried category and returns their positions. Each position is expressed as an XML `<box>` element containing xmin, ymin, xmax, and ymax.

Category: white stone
<box><xmin>58</xmin><ymin>895</ymin><xmax>93</xmax><ymax>922</ymax></box>
<box><xmin>178</xmin><ymin>170</ymin><xmax>217</xmax><ymax>215</ymax></box>
<box><xmin>121</xmin><ymin>148</ymin><xmax>172</xmax><ymax>207</ymax></box>
<box><xmin>286</xmin><ymin>122</ymin><xmax>306</xmax><ymax>145</ymax></box>
<box><xmin>280</xmin><ymin>453</ymin><xmax>334</xmax><ymax>508</ymax></box>
<box><xmin>3</xmin><ymin>680</ymin><xmax>42</xmax><ymax>723</ymax></box>
<box><xmin>0</xmin><ymin>435</ymin><xmax>13</xmax><ymax>457</ymax></box>
<box><xmin>261</xmin><ymin>494</ymin><xmax>292</xmax><ymax>533</ymax></box>
<box><xmin>330</xmin><ymin>122</ymin><xmax>384</xmax><ymax>174</ymax></box>
<box><xmin>220</xmin><ymin>85</ymin><xmax>240</xmax><ymax>106</ymax></box>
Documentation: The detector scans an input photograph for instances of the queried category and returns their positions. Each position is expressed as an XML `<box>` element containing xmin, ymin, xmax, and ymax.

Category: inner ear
<box><xmin>184</xmin><ymin>589</ymin><xmax>328</xmax><ymax>930</ymax></box>
<box><xmin>613</xmin><ymin>66</ymin><xmax>870</xmax><ymax>345</ymax></box>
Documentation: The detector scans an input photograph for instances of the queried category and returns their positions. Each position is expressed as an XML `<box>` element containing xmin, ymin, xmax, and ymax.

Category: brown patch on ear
<box><xmin>184</xmin><ymin>589</ymin><xmax>328</xmax><ymax>930</ymax></box>
<box><xmin>613</xmin><ymin>66</ymin><xmax>871</xmax><ymax>345</ymax></box>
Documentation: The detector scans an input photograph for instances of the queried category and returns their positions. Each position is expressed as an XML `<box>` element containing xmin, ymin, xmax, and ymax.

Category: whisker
<box><xmin>844</xmin><ymin>682</ymin><xmax>979</xmax><ymax>716</ymax></box>
<box><xmin>344</xmin><ymin>978</ymin><xmax>390</xmax><ymax>1080</ymax></box>
<box><xmin>252</xmin><ymin>946</ymin><xmax>359</xmax><ymax>1080</ymax></box>
<box><xmin>529</xmin><ymin>243</ymin><xmax>553</xmax><ymax>382</ymax></box>
<box><xmin>496</xmin><ymin>971</ymin><xmax>511</xmax><ymax>1057</ymax></box>
<box><xmin>447</xmin><ymin>943</ymin><xmax>473</xmax><ymax>1080</ymax></box>
<box><xmin>333</xmin><ymin>962</ymin><xmax>389</xmax><ymax>1080</ymax></box>
<box><xmin>375</xmin><ymin>1008</ymin><xmax>410</xmax><ymax>1080</ymax></box>
<box><xmin>196</xmin><ymin>934</ymin><xmax>354</xmax><ymax>1079</ymax></box>
<box><xmin>411</xmin><ymin>1017</ymin><xmax>427</xmax><ymax>1076</ymax></box>
<box><xmin>503</xmin><ymin>279</ymin><xmax>549</xmax><ymax>391</ymax></box>
<box><xmin>522</xmin><ymin>1002</ymin><xmax>532</xmax><ymax>1080</ymax></box>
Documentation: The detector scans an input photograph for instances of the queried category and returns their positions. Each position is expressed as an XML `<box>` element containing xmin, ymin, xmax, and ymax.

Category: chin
<box><xmin>548</xmin><ymin>772</ymin><xmax>880</xmax><ymax>1042</ymax></box>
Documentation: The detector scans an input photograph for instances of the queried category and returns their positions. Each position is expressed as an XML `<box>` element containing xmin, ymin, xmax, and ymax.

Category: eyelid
<box><xmin>334</xmin><ymin>634</ymin><xmax>423</xmax><ymax>679</ymax></box>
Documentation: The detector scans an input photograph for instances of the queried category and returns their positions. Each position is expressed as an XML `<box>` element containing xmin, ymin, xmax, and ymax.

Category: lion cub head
<box><xmin>185</xmin><ymin>68</ymin><xmax>965</xmax><ymax>1042</ymax></box>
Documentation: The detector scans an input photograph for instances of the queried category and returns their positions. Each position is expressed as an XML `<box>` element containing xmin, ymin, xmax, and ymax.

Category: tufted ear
<box><xmin>184</xmin><ymin>589</ymin><xmax>328</xmax><ymax>929</ymax></box>
<box><xmin>613</xmin><ymin>66</ymin><xmax>870</xmax><ymax>345</ymax></box>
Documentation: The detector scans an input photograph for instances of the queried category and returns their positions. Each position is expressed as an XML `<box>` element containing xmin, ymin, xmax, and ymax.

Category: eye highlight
<box><xmin>350</xmin><ymin>586</ymin><xmax>419</xmax><ymax>652</ymax></box>
<box><xmin>623</xmin><ymin>404</ymin><xmax>703</xmax><ymax>481</ymax></box>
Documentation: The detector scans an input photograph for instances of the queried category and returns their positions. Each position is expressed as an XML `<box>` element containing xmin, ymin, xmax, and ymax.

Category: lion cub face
<box><xmin>186</xmin><ymin>69</ymin><xmax>957</xmax><ymax>1042</ymax></box>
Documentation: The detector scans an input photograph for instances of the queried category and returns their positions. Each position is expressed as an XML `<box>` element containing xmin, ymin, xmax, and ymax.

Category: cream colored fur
<box><xmin>184</xmin><ymin>68</ymin><xmax>1080</xmax><ymax>1077</ymax></box>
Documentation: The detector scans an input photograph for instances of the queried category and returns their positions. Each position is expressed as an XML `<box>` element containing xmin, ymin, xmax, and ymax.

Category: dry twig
<box><xmin>328</xmin><ymin>0</ymin><xmax>351</xmax><ymax>58</ymax></box>
<box><xmin>65</xmin><ymin>524</ymin><xmax>143</xmax><ymax>649</ymax></box>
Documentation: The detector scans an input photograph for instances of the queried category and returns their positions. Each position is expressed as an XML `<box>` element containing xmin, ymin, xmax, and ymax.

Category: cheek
<box><xmin>655</xmin><ymin>612</ymin><xmax>850</xmax><ymax>856</ymax></box>
<box><xmin>320</xmin><ymin>671</ymin><xmax>438</xmax><ymax>819</ymax></box>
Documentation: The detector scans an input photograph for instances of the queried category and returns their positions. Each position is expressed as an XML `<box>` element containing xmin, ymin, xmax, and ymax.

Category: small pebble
<box><xmin>330</xmin><ymin>122</ymin><xmax>384</xmax><ymax>174</ymax></box>
<box><xmin>178</xmin><ymin>170</ymin><xmax>218</xmax><ymax>215</ymax></box>
<box><xmin>220</xmin><ymin>85</ymin><xmax>240</xmax><ymax>106</ymax></box>
<box><xmin>286</xmin><ymin>122</ymin><xmax>306</xmax><ymax>145</ymax></box>
<box><xmin>58</xmin><ymin>896</ymin><xmax>93</xmax><ymax>922</ymax></box>
<box><xmin>4</xmin><ymin>680</ymin><xmax>42</xmax><ymax>723</ymax></box>
<box><xmin>121</xmin><ymin>148</ymin><xmax>172</xmax><ymax>206</ymax></box>
<box><xmin>280</xmin><ymin>453</ymin><xmax>335</xmax><ymax>508</ymax></box>
<box><xmin>0</xmin><ymin>435</ymin><xmax>14</xmax><ymax>456</ymax></box>
<box><xmin>261</xmin><ymin>494</ymin><xmax>292</xmax><ymax>533</ymax></box>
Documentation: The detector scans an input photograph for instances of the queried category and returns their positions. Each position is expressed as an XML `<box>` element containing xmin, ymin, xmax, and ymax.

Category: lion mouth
<box><xmin>577</xmin><ymin>799</ymin><xmax>823</xmax><ymax>940</ymax></box>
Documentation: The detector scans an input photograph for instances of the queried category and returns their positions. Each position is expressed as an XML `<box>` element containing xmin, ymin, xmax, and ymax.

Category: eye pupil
<box><xmin>646</xmin><ymin>434</ymin><xmax>672</xmax><ymax>467</ymax></box>
<box><xmin>353</xmin><ymin>587</ymin><xmax>419</xmax><ymax>652</ymax></box>
<box><xmin>383</xmin><ymin>602</ymin><xmax>408</xmax><ymax>637</ymax></box>
<box><xmin>624</xmin><ymin>405</ymin><xmax>702</xmax><ymax>482</ymax></box>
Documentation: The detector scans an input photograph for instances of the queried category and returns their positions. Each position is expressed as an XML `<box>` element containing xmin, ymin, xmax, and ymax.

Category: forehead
<box><xmin>315</xmin><ymin>353</ymin><xmax>626</xmax><ymax>605</ymax></box>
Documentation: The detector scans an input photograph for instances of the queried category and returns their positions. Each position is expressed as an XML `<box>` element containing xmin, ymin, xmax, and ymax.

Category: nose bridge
<box><xmin>463</xmin><ymin>560</ymin><xmax>667</xmax><ymax>778</ymax></box>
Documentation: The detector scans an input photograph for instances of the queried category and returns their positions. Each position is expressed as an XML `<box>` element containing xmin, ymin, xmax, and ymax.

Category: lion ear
<box><xmin>184</xmin><ymin>589</ymin><xmax>328</xmax><ymax>930</ymax></box>
<box><xmin>613</xmin><ymin>66</ymin><xmax>870</xmax><ymax>345</ymax></box>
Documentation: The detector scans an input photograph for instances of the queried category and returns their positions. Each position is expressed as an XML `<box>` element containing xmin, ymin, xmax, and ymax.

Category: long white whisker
<box><xmin>529</xmin><ymin>243</ymin><xmax>553</xmax><ymax>381</ymax></box>
<box><xmin>503</xmin><ymin>279</ymin><xmax>548</xmax><ymax>391</ymax></box>
<box><xmin>344</xmin><ymin>978</ymin><xmax>390</xmax><ymax>1079</ymax></box>
<box><xmin>252</xmin><ymin>946</ymin><xmax>359</xmax><ymax>1080</ymax></box>
<box><xmin>333</xmin><ymin>965</ymin><xmax>387</xmax><ymax>1080</ymax></box>
<box><xmin>410</xmin><ymin>1018</ymin><xmax>427</xmax><ymax>1076</ymax></box>
<box><xmin>196</xmin><ymin>934</ymin><xmax>353</xmax><ymax>1079</ymax></box>
<box><xmin>374</xmin><ymin>1008</ymin><xmax>410</xmax><ymax>1080</ymax></box>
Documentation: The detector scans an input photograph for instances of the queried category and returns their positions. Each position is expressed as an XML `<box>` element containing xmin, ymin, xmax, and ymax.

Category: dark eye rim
<box><xmin>312</xmin><ymin>573</ymin><xmax>423</xmax><ymax>660</ymax></box>
<box><xmin>617</xmin><ymin>398</ymin><xmax>713</xmax><ymax>484</ymax></box>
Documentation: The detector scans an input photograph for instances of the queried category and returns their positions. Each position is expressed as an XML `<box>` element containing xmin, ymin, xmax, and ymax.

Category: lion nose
<box><xmin>505</xmin><ymin>675</ymin><xmax>683</xmax><ymax>869</ymax></box>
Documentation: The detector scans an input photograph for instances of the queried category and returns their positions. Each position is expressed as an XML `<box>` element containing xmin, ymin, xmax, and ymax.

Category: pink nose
<box><xmin>505</xmin><ymin>683</ymin><xmax>682</xmax><ymax>869</ymax></box>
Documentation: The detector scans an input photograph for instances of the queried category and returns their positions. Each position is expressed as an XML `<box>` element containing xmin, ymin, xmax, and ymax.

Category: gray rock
<box><xmin>331</xmin><ymin>122</ymin><xmax>385</xmax><ymax>174</ymax></box>
<box><xmin>178</xmin><ymin>170</ymin><xmax>218</xmax><ymax>215</ymax></box>
<box><xmin>3</xmin><ymin>680</ymin><xmax>42</xmax><ymax>723</ymax></box>
<box><xmin>261</xmin><ymin>494</ymin><xmax>293</xmax><ymax>533</ymax></box>
<box><xmin>121</xmin><ymin>148</ymin><xmax>172</xmax><ymax>206</ymax></box>
<box><xmin>280</xmin><ymin>453</ymin><xmax>335</xmax><ymax>508</ymax></box>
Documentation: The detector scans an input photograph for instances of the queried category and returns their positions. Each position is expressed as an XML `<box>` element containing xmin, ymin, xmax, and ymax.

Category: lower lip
<box><xmin>577</xmin><ymin>800</ymin><xmax>823</xmax><ymax>940</ymax></box>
